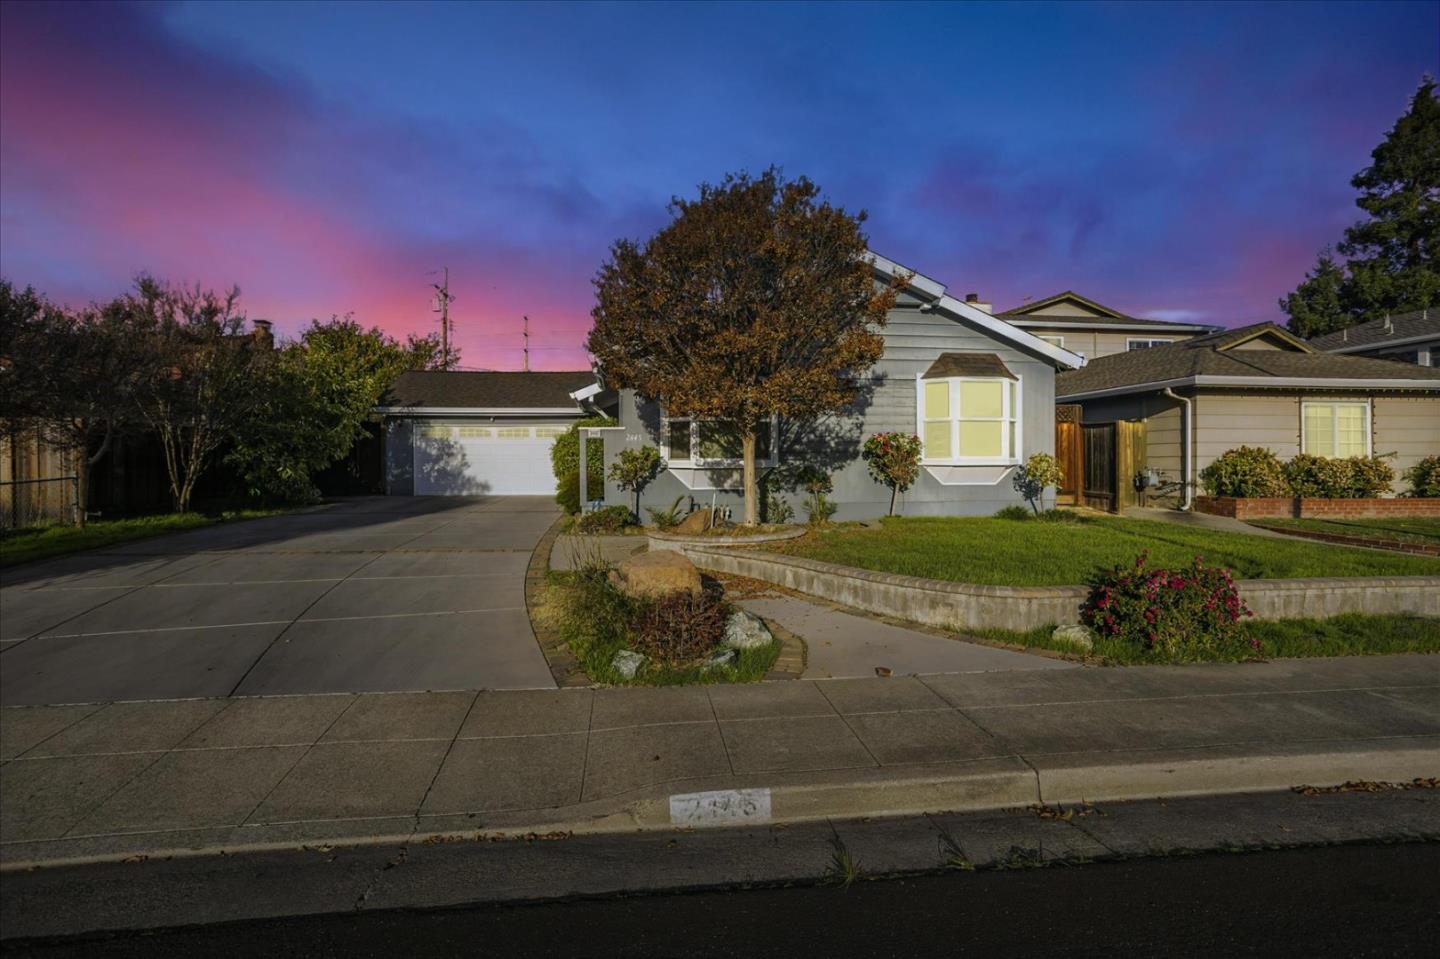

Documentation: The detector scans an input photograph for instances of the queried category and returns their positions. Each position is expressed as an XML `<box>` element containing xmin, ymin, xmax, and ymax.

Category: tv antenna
<box><xmin>428</xmin><ymin>267</ymin><xmax>455</xmax><ymax>369</ymax></box>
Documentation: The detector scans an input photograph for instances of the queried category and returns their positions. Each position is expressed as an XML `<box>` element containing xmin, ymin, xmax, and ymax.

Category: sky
<box><xmin>1</xmin><ymin>1</ymin><xmax>1436</xmax><ymax>371</ymax></box>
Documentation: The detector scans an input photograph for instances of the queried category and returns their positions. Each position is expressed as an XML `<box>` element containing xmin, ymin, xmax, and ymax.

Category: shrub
<box><xmin>993</xmin><ymin>505</ymin><xmax>1032</xmax><ymax>520</ymax></box>
<box><xmin>1012</xmin><ymin>452</ymin><xmax>1064</xmax><ymax>514</ymax></box>
<box><xmin>1036</xmin><ymin>508</ymin><xmax>1082</xmax><ymax>523</ymax></box>
<box><xmin>797</xmin><ymin>466</ymin><xmax>838</xmax><ymax>524</ymax></box>
<box><xmin>556</xmin><ymin>470</ymin><xmax>605</xmax><ymax>515</ymax></box>
<box><xmin>862</xmin><ymin>432</ymin><xmax>924</xmax><ymax>516</ymax></box>
<box><xmin>1081</xmin><ymin>551</ymin><xmax>1256</xmax><ymax>662</ymax></box>
<box><xmin>551</xmin><ymin>417</ymin><xmax>616</xmax><ymax>512</ymax></box>
<box><xmin>764</xmin><ymin>493</ymin><xmax>795</xmax><ymax>524</ymax></box>
<box><xmin>1198</xmin><ymin>446</ymin><xmax>1289</xmax><ymax>497</ymax></box>
<box><xmin>1285</xmin><ymin>453</ymin><xmax>1393</xmax><ymax>498</ymax></box>
<box><xmin>1404</xmin><ymin>455</ymin><xmax>1440</xmax><ymax>497</ymax></box>
<box><xmin>630</xmin><ymin>590</ymin><xmax>732</xmax><ymax>667</ymax></box>
<box><xmin>645</xmin><ymin>495</ymin><xmax>687</xmax><ymax>529</ymax></box>
<box><xmin>576</xmin><ymin>505</ymin><xmax>634</xmax><ymax>534</ymax></box>
<box><xmin>608</xmin><ymin>445</ymin><xmax>664</xmax><ymax>519</ymax></box>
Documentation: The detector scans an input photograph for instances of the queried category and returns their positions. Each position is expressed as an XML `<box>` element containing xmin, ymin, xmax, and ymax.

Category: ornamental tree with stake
<box><xmin>862</xmin><ymin>432</ymin><xmax>923</xmax><ymax>516</ymax></box>
<box><xmin>1012</xmin><ymin>452</ymin><xmax>1064</xmax><ymax>514</ymax></box>
<box><xmin>587</xmin><ymin>168</ymin><xmax>907</xmax><ymax>525</ymax></box>
<box><xmin>608</xmin><ymin>445</ymin><xmax>663</xmax><ymax>521</ymax></box>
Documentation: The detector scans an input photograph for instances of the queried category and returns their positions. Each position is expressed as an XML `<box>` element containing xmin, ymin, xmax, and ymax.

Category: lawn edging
<box><xmin>678</xmin><ymin>545</ymin><xmax>1440</xmax><ymax>631</ymax></box>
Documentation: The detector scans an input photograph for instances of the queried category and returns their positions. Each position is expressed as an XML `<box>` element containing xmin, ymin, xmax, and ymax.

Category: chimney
<box><xmin>251</xmin><ymin>318</ymin><xmax>275</xmax><ymax>349</ymax></box>
<box><xmin>964</xmin><ymin>292</ymin><xmax>992</xmax><ymax>314</ymax></box>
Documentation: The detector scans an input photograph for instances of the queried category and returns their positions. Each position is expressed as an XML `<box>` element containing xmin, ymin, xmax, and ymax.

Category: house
<box><xmin>379</xmin><ymin>370</ymin><xmax>603</xmax><ymax>496</ymax></box>
<box><xmin>1055</xmin><ymin>322</ymin><xmax>1440</xmax><ymax>509</ymax></box>
<box><xmin>991</xmin><ymin>291</ymin><xmax>1220</xmax><ymax>359</ymax></box>
<box><xmin>592</xmin><ymin>254</ymin><xmax>1087</xmax><ymax>521</ymax></box>
<box><xmin>1310</xmin><ymin>308</ymin><xmax>1439</xmax><ymax>367</ymax></box>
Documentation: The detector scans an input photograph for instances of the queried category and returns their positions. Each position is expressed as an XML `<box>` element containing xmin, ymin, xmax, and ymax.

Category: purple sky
<box><xmin>2</xmin><ymin>1</ymin><xmax>1436</xmax><ymax>369</ymax></box>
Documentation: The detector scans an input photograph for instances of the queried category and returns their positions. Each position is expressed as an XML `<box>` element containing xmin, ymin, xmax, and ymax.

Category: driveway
<box><xmin>0</xmin><ymin>497</ymin><xmax>559</xmax><ymax>706</ymax></box>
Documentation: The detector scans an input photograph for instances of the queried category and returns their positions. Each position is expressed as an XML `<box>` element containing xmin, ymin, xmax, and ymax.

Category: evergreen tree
<box><xmin>1279</xmin><ymin>250</ymin><xmax>1349</xmax><ymax>337</ymax></box>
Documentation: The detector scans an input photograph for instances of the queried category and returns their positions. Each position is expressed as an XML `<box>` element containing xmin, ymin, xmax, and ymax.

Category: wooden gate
<box><xmin>1054</xmin><ymin>405</ymin><xmax>1083</xmax><ymax>505</ymax></box>
<box><xmin>1115</xmin><ymin>420</ymin><xmax>1147</xmax><ymax>511</ymax></box>
<box><xmin>1082</xmin><ymin>423</ymin><xmax>1116</xmax><ymax>511</ymax></box>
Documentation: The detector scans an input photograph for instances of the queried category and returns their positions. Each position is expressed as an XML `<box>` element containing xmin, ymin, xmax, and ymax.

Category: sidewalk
<box><xmin>2</xmin><ymin>655</ymin><xmax>1437</xmax><ymax>868</ymax></box>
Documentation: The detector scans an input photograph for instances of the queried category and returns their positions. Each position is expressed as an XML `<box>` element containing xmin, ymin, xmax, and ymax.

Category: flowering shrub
<box><xmin>1081</xmin><ymin>551</ymin><xmax>1256</xmax><ymax>661</ymax></box>
<box><xmin>1012</xmin><ymin>452</ymin><xmax>1065</xmax><ymax>514</ymax></box>
<box><xmin>1284</xmin><ymin>454</ymin><xmax>1393</xmax><ymax>498</ymax></box>
<box><xmin>862</xmin><ymin>432</ymin><xmax>924</xmax><ymax>516</ymax></box>
<box><xmin>1199</xmin><ymin>446</ymin><xmax>1288</xmax><ymax>497</ymax></box>
<box><xmin>1404</xmin><ymin>455</ymin><xmax>1440</xmax><ymax>498</ymax></box>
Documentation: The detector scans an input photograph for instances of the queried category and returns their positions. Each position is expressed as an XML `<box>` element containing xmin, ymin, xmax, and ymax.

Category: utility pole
<box><xmin>429</xmin><ymin>268</ymin><xmax>455</xmax><ymax>369</ymax></box>
<box><xmin>523</xmin><ymin>315</ymin><xmax>530</xmax><ymax>372</ymax></box>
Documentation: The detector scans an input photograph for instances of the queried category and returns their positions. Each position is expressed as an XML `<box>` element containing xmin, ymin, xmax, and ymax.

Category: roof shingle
<box><xmin>1309</xmin><ymin>309</ymin><xmax>1440</xmax><ymax>351</ymax></box>
<box><xmin>383</xmin><ymin>370</ymin><xmax>596</xmax><ymax>409</ymax></box>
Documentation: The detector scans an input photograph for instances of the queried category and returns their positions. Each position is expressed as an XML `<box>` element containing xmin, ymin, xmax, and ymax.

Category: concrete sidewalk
<box><xmin>1</xmin><ymin>655</ymin><xmax>1437</xmax><ymax>868</ymax></box>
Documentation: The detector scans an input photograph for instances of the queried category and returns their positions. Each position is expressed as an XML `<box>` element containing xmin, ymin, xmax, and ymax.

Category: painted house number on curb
<box><xmin>669</xmin><ymin>788</ymin><xmax>772</xmax><ymax>826</ymax></box>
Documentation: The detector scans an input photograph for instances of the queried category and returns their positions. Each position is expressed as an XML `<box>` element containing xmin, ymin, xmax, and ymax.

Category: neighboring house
<box><xmin>378</xmin><ymin>370</ymin><xmax>603</xmax><ymax>496</ymax></box>
<box><xmin>1310</xmin><ymin>308</ymin><xmax>1439</xmax><ymax>367</ymax></box>
<box><xmin>1056</xmin><ymin>322</ymin><xmax>1440</xmax><ymax>508</ymax></box>
<box><xmin>594</xmin><ymin>254</ymin><xmax>1086</xmax><ymax>521</ymax></box>
<box><xmin>991</xmin><ymin>290</ymin><xmax>1219</xmax><ymax>360</ymax></box>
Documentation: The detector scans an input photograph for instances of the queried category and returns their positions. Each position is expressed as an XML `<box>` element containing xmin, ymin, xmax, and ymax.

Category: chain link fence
<box><xmin>0</xmin><ymin>476</ymin><xmax>81</xmax><ymax>531</ymax></box>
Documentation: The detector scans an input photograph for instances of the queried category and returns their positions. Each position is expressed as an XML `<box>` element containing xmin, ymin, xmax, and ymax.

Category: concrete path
<box><xmin>738</xmin><ymin>595</ymin><xmax>1073</xmax><ymax>678</ymax></box>
<box><xmin>2</xmin><ymin>653</ymin><xmax>1435</xmax><ymax>868</ymax></box>
<box><xmin>0</xmin><ymin>497</ymin><xmax>559</xmax><ymax>706</ymax></box>
<box><xmin>1123</xmin><ymin>506</ymin><xmax>1294</xmax><ymax>539</ymax></box>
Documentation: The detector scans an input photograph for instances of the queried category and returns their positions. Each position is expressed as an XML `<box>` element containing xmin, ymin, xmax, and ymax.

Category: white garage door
<box><xmin>413</xmin><ymin>422</ymin><xmax>569</xmax><ymax>495</ymax></box>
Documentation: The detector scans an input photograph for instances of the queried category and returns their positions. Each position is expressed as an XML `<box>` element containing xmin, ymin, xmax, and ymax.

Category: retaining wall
<box><xmin>1195</xmin><ymin>496</ymin><xmax>1440</xmax><ymax>520</ymax></box>
<box><xmin>680</xmin><ymin>546</ymin><xmax>1440</xmax><ymax>631</ymax></box>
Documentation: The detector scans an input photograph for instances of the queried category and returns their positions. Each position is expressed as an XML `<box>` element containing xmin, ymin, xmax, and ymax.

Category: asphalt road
<box><xmin>6</xmin><ymin>843</ymin><xmax>1435</xmax><ymax>958</ymax></box>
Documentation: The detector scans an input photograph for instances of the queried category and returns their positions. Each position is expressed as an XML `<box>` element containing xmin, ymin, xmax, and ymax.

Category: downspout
<box><xmin>1161</xmin><ymin>388</ymin><xmax>1193</xmax><ymax>510</ymax></box>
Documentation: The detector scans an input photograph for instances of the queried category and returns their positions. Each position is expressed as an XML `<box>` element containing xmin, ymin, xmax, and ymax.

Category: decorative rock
<box><xmin>702</xmin><ymin>648</ymin><xmax>738</xmax><ymax>671</ymax></box>
<box><xmin>612</xmin><ymin>649</ymin><xmax>646</xmax><ymax>679</ymax></box>
<box><xmin>1051</xmin><ymin>624</ymin><xmax>1095</xmax><ymax>651</ymax></box>
<box><xmin>673</xmin><ymin>508</ymin><xmax>713</xmax><ymax>535</ymax></box>
<box><xmin>613</xmin><ymin>550</ymin><xmax>702</xmax><ymax>598</ymax></box>
<box><xmin>721</xmin><ymin>610</ymin><xmax>774</xmax><ymax>650</ymax></box>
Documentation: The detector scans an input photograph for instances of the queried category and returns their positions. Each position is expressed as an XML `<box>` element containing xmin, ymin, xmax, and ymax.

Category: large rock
<box><xmin>721</xmin><ymin>610</ymin><xmax>774</xmax><ymax>650</ymax></box>
<box><xmin>1051</xmin><ymin>624</ymin><xmax>1095</xmax><ymax>651</ymax></box>
<box><xmin>613</xmin><ymin>550</ymin><xmax>702</xmax><ymax>598</ymax></box>
<box><xmin>612</xmin><ymin>649</ymin><xmax>646</xmax><ymax>679</ymax></box>
<box><xmin>673</xmin><ymin>508</ymin><xmax>713</xmax><ymax>535</ymax></box>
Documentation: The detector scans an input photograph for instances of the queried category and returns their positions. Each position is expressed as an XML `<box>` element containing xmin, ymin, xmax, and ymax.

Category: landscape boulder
<box><xmin>1051</xmin><ymin>624</ymin><xmax>1095</xmax><ymax>651</ymax></box>
<box><xmin>612</xmin><ymin>649</ymin><xmax>646</xmax><ymax>679</ymax></box>
<box><xmin>673</xmin><ymin>508</ymin><xmax>713</xmax><ymax>535</ymax></box>
<box><xmin>702</xmin><ymin>648</ymin><xmax>738</xmax><ymax>671</ymax></box>
<box><xmin>613</xmin><ymin>550</ymin><xmax>702</xmax><ymax>598</ymax></box>
<box><xmin>721</xmin><ymin>610</ymin><xmax>774</xmax><ymax>650</ymax></box>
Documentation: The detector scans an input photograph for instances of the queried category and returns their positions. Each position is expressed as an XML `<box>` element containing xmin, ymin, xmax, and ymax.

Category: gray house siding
<box><xmin>600</xmin><ymin>302</ymin><xmax>1061</xmax><ymax>521</ymax></box>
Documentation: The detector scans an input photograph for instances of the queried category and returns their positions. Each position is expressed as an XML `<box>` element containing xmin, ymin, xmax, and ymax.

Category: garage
<box><xmin>378</xmin><ymin>370</ymin><xmax>608</xmax><ymax>497</ymax></box>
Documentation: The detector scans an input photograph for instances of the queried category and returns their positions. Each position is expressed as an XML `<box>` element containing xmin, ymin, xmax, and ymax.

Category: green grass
<box><xmin>772</xmin><ymin>514</ymin><xmax>1440</xmax><ymax>586</ymax></box>
<box><xmin>540</xmin><ymin>569</ymin><xmax>780</xmax><ymax>685</ymax></box>
<box><xmin>972</xmin><ymin>613</ymin><xmax>1440</xmax><ymax>664</ymax></box>
<box><xmin>1247</xmin><ymin>517</ymin><xmax>1440</xmax><ymax>547</ymax></box>
<box><xmin>0</xmin><ymin>509</ymin><xmax>286</xmax><ymax>568</ymax></box>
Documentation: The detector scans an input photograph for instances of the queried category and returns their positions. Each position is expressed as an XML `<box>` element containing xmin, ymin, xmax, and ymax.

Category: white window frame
<box><xmin>1300</xmin><ymin>401</ymin><xmax>1372</xmax><ymax>458</ymax></box>
<box><xmin>914</xmin><ymin>374</ymin><xmax>1023</xmax><ymax>466</ymax></box>
<box><xmin>1126</xmin><ymin>337</ymin><xmax>1174</xmax><ymax>350</ymax></box>
<box><xmin>660</xmin><ymin>416</ymin><xmax>779</xmax><ymax>468</ymax></box>
<box><xmin>1037</xmin><ymin>334</ymin><xmax>1065</xmax><ymax>348</ymax></box>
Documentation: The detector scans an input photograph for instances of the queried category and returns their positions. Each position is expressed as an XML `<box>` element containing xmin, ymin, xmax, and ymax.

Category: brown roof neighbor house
<box><xmin>992</xmin><ymin>291</ymin><xmax>1220</xmax><ymax>360</ymax></box>
<box><xmin>1309</xmin><ymin>308</ymin><xmax>1439</xmax><ymax>367</ymax></box>
<box><xmin>1055</xmin><ymin>322</ymin><xmax>1440</xmax><ymax>507</ymax></box>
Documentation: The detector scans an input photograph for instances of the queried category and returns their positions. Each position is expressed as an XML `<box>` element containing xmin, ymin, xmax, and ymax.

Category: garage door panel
<box><xmin>414</xmin><ymin>423</ymin><xmax>566</xmax><ymax>496</ymax></box>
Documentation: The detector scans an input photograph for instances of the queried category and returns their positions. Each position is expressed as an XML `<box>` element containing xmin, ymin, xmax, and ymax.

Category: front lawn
<box><xmin>772</xmin><ymin>514</ymin><xmax>1440</xmax><ymax>586</ymax></box>
<box><xmin>973</xmin><ymin>613</ymin><xmax>1440</xmax><ymax>664</ymax></box>
<box><xmin>1246</xmin><ymin>517</ymin><xmax>1440</xmax><ymax>548</ymax></box>
<box><xmin>0</xmin><ymin>509</ymin><xmax>286</xmax><ymax>568</ymax></box>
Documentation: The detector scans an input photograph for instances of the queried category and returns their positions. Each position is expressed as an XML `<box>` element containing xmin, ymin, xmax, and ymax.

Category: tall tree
<box><xmin>1282</xmin><ymin>78</ymin><xmax>1439</xmax><ymax>334</ymax></box>
<box><xmin>588</xmin><ymin>168</ymin><xmax>905</xmax><ymax>525</ymax></box>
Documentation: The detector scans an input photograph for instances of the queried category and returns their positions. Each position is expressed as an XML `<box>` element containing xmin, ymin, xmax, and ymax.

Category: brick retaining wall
<box><xmin>680</xmin><ymin>546</ymin><xmax>1440</xmax><ymax>631</ymax></box>
<box><xmin>1195</xmin><ymin>496</ymin><xmax>1440</xmax><ymax>520</ymax></box>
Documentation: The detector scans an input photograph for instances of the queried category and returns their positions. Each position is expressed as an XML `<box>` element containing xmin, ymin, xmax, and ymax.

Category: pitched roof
<box><xmin>1056</xmin><ymin>322</ymin><xmax>1440</xmax><ymax>398</ymax></box>
<box><xmin>922</xmin><ymin>352</ymin><xmax>1017</xmax><ymax>380</ymax></box>
<box><xmin>996</xmin><ymin>291</ymin><xmax>1220</xmax><ymax>332</ymax></box>
<box><xmin>382</xmin><ymin>370</ymin><xmax>596</xmax><ymax>410</ymax></box>
<box><xmin>1309</xmin><ymin>308</ymin><xmax>1440</xmax><ymax>351</ymax></box>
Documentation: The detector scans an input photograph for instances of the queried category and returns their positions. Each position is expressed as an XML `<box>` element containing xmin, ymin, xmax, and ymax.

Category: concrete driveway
<box><xmin>0</xmin><ymin>497</ymin><xmax>559</xmax><ymax>706</ymax></box>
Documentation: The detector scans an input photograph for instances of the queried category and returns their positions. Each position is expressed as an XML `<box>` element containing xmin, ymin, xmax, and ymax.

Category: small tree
<box><xmin>862</xmin><ymin>432</ymin><xmax>923</xmax><ymax>516</ymax></box>
<box><xmin>1012</xmin><ymin>452</ymin><xmax>1064</xmax><ymax>514</ymax></box>
<box><xmin>608</xmin><ymin>445</ymin><xmax>663</xmax><ymax>521</ymax></box>
<box><xmin>588</xmin><ymin>168</ymin><xmax>906</xmax><ymax>526</ymax></box>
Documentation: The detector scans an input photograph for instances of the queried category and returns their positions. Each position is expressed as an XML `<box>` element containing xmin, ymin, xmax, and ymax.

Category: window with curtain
<box><xmin>1302</xmin><ymin>402</ymin><xmax>1369</xmax><ymax>458</ymax></box>
<box><xmin>918</xmin><ymin>377</ymin><xmax>1021</xmax><ymax>464</ymax></box>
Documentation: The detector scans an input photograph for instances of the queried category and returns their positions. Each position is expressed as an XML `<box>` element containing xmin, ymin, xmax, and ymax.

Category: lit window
<box><xmin>1303</xmin><ymin>402</ymin><xmax>1369</xmax><ymax>458</ymax></box>
<box><xmin>423</xmin><ymin>425</ymin><xmax>452</xmax><ymax>439</ymax></box>
<box><xmin>1127</xmin><ymin>338</ymin><xmax>1174</xmax><ymax>350</ymax></box>
<box><xmin>916</xmin><ymin>377</ymin><xmax>1021</xmax><ymax>463</ymax></box>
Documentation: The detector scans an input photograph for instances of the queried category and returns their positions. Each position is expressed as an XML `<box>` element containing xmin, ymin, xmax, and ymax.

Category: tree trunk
<box><xmin>741</xmin><ymin>430</ymin><xmax>758</xmax><ymax>526</ymax></box>
<box><xmin>888</xmin><ymin>483</ymin><xmax>897</xmax><ymax>517</ymax></box>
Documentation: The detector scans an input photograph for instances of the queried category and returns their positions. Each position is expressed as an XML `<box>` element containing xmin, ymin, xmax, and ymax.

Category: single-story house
<box><xmin>1056</xmin><ymin>322</ymin><xmax>1440</xmax><ymax>507</ymax></box>
<box><xmin>379</xmin><ymin>370</ymin><xmax>604</xmax><ymax>495</ymax></box>
<box><xmin>993</xmin><ymin>291</ymin><xmax>1220</xmax><ymax>360</ymax></box>
<box><xmin>1310</xmin><ymin>308</ymin><xmax>1438</xmax><ymax>367</ymax></box>
<box><xmin>593</xmin><ymin>254</ymin><xmax>1087</xmax><ymax>521</ymax></box>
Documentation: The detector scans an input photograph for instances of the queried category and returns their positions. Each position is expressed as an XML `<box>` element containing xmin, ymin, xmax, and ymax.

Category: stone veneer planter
<box><xmin>646</xmin><ymin>526</ymin><xmax>807</xmax><ymax>552</ymax></box>
<box><xmin>674</xmin><ymin>545</ymin><xmax>1440</xmax><ymax>632</ymax></box>
<box><xmin>1194</xmin><ymin>495</ymin><xmax>1440</xmax><ymax>520</ymax></box>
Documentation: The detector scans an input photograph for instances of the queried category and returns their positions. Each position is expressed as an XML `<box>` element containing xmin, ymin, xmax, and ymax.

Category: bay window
<box><xmin>917</xmin><ymin>374</ymin><xmax>1021</xmax><ymax>464</ymax></box>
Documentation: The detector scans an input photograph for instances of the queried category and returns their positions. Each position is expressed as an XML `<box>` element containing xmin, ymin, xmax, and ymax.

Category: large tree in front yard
<box><xmin>587</xmin><ymin>169</ymin><xmax>905</xmax><ymax>525</ymax></box>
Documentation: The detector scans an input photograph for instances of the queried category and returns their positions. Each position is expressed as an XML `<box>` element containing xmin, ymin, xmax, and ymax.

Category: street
<box><xmin>5</xmin><ymin>843</ymin><xmax>1435</xmax><ymax>958</ymax></box>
